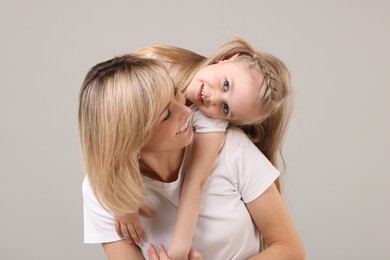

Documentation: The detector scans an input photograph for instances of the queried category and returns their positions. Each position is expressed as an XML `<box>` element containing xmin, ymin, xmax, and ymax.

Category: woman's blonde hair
<box><xmin>137</xmin><ymin>37</ymin><xmax>292</xmax><ymax>192</ymax></box>
<box><xmin>78</xmin><ymin>54</ymin><xmax>173</xmax><ymax>214</ymax></box>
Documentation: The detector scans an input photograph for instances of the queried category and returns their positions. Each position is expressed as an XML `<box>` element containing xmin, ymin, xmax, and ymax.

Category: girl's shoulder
<box><xmin>191</xmin><ymin>107</ymin><xmax>228</xmax><ymax>134</ymax></box>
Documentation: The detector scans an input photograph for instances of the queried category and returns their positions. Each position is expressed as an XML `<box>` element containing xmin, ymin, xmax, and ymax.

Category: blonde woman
<box><xmin>80</xmin><ymin>53</ymin><xmax>304</xmax><ymax>259</ymax></box>
<box><xmin>114</xmin><ymin>37</ymin><xmax>299</xmax><ymax>259</ymax></box>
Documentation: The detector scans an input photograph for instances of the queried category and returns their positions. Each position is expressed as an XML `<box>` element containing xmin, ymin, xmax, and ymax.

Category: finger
<box><xmin>132</xmin><ymin>214</ymin><xmax>144</xmax><ymax>242</ymax></box>
<box><xmin>114</xmin><ymin>220</ymin><xmax>123</xmax><ymax>237</ymax></box>
<box><xmin>140</xmin><ymin>203</ymin><xmax>155</xmax><ymax>217</ymax></box>
<box><xmin>128</xmin><ymin>223</ymin><xmax>141</xmax><ymax>244</ymax></box>
<box><xmin>189</xmin><ymin>248</ymin><xmax>203</xmax><ymax>260</ymax></box>
<box><xmin>158</xmin><ymin>244</ymin><xmax>170</xmax><ymax>259</ymax></box>
<box><xmin>148</xmin><ymin>243</ymin><xmax>159</xmax><ymax>260</ymax></box>
<box><xmin>120</xmin><ymin>225</ymin><xmax>133</xmax><ymax>244</ymax></box>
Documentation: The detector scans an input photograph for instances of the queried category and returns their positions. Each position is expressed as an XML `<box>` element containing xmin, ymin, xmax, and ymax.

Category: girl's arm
<box><xmin>149</xmin><ymin>244</ymin><xmax>203</xmax><ymax>260</ymax></box>
<box><xmin>168</xmin><ymin>131</ymin><xmax>225</xmax><ymax>260</ymax></box>
<box><xmin>246</xmin><ymin>184</ymin><xmax>305</xmax><ymax>260</ymax></box>
<box><xmin>114</xmin><ymin>204</ymin><xmax>155</xmax><ymax>244</ymax></box>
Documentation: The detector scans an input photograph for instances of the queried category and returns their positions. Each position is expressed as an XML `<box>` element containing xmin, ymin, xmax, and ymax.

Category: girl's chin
<box><xmin>186</xmin><ymin>92</ymin><xmax>197</xmax><ymax>104</ymax></box>
<box><xmin>185</xmin><ymin>84</ymin><xmax>197</xmax><ymax>101</ymax></box>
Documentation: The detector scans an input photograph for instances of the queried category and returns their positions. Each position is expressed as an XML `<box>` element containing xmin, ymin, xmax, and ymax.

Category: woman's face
<box><xmin>142</xmin><ymin>89</ymin><xmax>193</xmax><ymax>154</ymax></box>
<box><xmin>185</xmin><ymin>59</ymin><xmax>263</xmax><ymax>122</ymax></box>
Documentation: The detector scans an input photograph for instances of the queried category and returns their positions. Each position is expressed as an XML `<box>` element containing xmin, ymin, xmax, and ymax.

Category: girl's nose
<box><xmin>208</xmin><ymin>90</ymin><xmax>221</xmax><ymax>106</ymax></box>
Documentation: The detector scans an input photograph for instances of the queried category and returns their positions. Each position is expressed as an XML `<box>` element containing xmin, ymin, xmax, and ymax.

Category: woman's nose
<box><xmin>175</xmin><ymin>92</ymin><xmax>192</xmax><ymax>117</ymax></box>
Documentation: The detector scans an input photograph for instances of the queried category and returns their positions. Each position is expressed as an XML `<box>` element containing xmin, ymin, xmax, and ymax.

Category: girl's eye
<box><xmin>223</xmin><ymin>104</ymin><xmax>229</xmax><ymax>115</ymax></box>
<box><xmin>223</xmin><ymin>80</ymin><xmax>230</xmax><ymax>91</ymax></box>
<box><xmin>163</xmin><ymin>109</ymin><xmax>172</xmax><ymax>121</ymax></box>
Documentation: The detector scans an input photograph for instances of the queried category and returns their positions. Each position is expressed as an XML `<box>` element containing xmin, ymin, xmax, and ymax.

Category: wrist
<box><xmin>168</xmin><ymin>244</ymin><xmax>191</xmax><ymax>260</ymax></box>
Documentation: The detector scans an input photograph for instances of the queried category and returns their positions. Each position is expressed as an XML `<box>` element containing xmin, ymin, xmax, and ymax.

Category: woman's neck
<box><xmin>139</xmin><ymin>148</ymin><xmax>185</xmax><ymax>183</ymax></box>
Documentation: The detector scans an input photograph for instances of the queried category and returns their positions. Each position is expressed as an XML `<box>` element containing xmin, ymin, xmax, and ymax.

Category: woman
<box><xmin>79</xmin><ymin>54</ymin><xmax>305</xmax><ymax>259</ymax></box>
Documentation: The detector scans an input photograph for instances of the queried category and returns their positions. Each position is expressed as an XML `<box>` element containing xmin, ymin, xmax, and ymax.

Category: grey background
<box><xmin>1</xmin><ymin>0</ymin><xmax>389</xmax><ymax>259</ymax></box>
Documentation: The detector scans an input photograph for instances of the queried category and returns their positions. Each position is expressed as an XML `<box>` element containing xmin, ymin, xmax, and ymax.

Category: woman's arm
<box><xmin>246</xmin><ymin>184</ymin><xmax>305</xmax><ymax>260</ymax></box>
<box><xmin>168</xmin><ymin>132</ymin><xmax>225</xmax><ymax>259</ymax></box>
<box><xmin>102</xmin><ymin>240</ymin><xmax>144</xmax><ymax>260</ymax></box>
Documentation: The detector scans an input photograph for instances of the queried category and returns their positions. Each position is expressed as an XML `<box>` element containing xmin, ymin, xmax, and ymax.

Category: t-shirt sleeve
<box><xmin>225</xmin><ymin>130</ymin><xmax>280</xmax><ymax>203</ymax></box>
<box><xmin>191</xmin><ymin>107</ymin><xmax>228</xmax><ymax>134</ymax></box>
<box><xmin>82</xmin><ymin>177</ymin><xmax>123</xmax><ymax>244</ymax></box>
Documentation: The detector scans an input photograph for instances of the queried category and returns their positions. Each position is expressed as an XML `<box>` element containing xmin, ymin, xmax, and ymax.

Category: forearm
<box><xmin>169</xmin><ymin>180</ymin><xmax>203</xmax><ymax>256</ymax></box>
<box><xmin>248</xmin><ymin>243</ymin><xmax>305</xmax><ymax>260</ymax></box>
<box><xmin>169</xmin><ymin>132</ymin><xmax>225</xmax><ymax>258</ymax></box>
<box><xmin>171</xmin><ymin>132</ymin><xmax>224</xmax><ymax>244</ymax></box>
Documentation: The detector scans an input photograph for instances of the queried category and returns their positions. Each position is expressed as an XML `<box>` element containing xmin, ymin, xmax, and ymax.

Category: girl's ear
<box><xmin>220</xmin><ymin>53</ymin><xmax>240</xmax><ymax>62</ymax></box>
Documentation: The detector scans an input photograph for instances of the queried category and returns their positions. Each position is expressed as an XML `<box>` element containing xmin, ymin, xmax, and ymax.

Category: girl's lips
<box><xmin>198</xmin><ymin>84</ymin><xmax>204</xmax><ymax>104</ymax></box>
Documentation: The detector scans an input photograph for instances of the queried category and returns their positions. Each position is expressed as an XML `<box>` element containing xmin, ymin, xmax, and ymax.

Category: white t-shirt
<box><xmin>190</xmin><ymin>105</ymin><xmax>228</xmax><ymax>133</ymax></box>
<box><xmin>83</xmin><ymin>129</ymin><xmax>279</xmax><ymax>260</ymax></box>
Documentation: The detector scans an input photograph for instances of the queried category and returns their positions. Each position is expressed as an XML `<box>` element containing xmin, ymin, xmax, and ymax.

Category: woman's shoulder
<box><xmin>82</xmin><ymin>176</ymin><xmax>101</xmax><ymax>207</ymax></box>
<box><xmin>225</xmin><ymin>128</ymin><xmax>254</xmax><ymax>149</ymax></box>
<box><xmin>222</xmin><ymin>129</ymin><xmax>275</xmax><ymax>169</ymax></box>
<box><xmin>219</xmin><ymin>129</ymin><xmax>262</xmax><ymax>167</ymax></box>
<box><xmin>221</xmin><ymin>129</ymin><xmax>280</xmax><ymax>203</ymax></box>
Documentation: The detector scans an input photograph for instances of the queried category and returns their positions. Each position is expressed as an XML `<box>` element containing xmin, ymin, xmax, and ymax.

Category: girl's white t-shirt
<box><xmin>83</xmin><ymin>129</ymin><xmax>279</xmax><ymax>260</ymax></box>
<box><xmin>190</xmin><ymin>105</ymin><xmax>228</xmax><ymax>133</ymax></box>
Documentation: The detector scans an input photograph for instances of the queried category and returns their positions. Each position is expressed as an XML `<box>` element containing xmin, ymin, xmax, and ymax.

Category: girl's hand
<box><xmin>148</xmin><ymin>244</ymin><xmax>203</xmax><ymax>260</ymax></box>
<box><xmin>148</xmin><ymin>244</ymin><xmax>171</xmax><ymax>260</ymax></box>
<box><xmin>187</xmin><ymin>248</ymin><xmax>203</xmax><ymax>260</ymax></box>
<box><xmin>114</xmin><ymin>204</ymin><xmax>154</xmax><ymax>244</ymax></box>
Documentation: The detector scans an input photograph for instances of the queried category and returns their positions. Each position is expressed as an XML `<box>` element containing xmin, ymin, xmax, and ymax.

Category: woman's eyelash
<box><xmin>163</xmin><ymin>109</ymin><xmax>172</xmax><ymax>121</ymax></box>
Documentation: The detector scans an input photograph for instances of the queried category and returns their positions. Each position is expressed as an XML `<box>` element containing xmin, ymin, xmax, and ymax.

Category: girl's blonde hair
<box><xmin>137</xmin><ymin>37</ymin><xmax>292</xmax><ymax>192</ymax></box>
<box><xmin>210</xmin><ymin>38</ymin><xmax>292</xmax><ymax>193</ymax></box>
<box><xmin>78</xmin><ymin>54</ymin><xmax>173</xmax><ymax>214</ymax></box>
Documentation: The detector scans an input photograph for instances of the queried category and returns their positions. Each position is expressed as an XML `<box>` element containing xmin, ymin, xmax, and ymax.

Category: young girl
<box><xmin>114</xmin><ymin>37</ymin><xmax>292</xmax><ymax>259</ymax></box>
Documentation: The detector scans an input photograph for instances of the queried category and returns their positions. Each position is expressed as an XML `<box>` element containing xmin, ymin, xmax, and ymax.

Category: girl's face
<box><xmin>186</xmin><ymin>59</ymin><xmax>263</xmax><ymax>122</ymax></box>
<box><xmin>142</xmin><ymin>89</ymin><xmax>193</xmax><ymax>154</ymax></box>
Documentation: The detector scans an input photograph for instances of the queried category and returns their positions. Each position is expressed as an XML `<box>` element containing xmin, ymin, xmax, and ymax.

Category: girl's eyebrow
<box><xmin>230</xmin><ymin>76</ymin><xmax>234</xmax><ymax>91</ymax></box>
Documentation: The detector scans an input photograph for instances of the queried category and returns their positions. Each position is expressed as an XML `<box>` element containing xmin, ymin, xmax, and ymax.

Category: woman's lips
<box><xmin>176</xmin><ymin>117</ymin><xmax>191</xmax><ymax>134</ymax></box>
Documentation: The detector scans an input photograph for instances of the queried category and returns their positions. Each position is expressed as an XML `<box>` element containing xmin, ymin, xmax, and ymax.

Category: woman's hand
<box><xmin>114</xmin><ymin>204</ymin><xmax>154</xmax><ymax>244</ymax></box>
<box><xmin>148</xmin><ymin>244</ymin><xmax>203</xmax><ymax>260</ymax></box>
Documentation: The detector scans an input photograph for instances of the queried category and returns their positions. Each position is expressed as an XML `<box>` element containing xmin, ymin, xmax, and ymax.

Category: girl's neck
<box><xmin>139</xmin><ymin>148</ymin><xmax>185</xmax><ymax>183</ymax></box>
<box><xmin>185</xmin><ymin>98</ymin><xmax>193</xmax><ymax>107</ymax></box>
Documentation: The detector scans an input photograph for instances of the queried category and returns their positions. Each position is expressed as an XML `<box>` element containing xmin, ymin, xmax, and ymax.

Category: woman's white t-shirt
<box><xmin>83</xmin><ymin>129</ymin><xmax>279</xmax><ymax>260</ymax></box>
